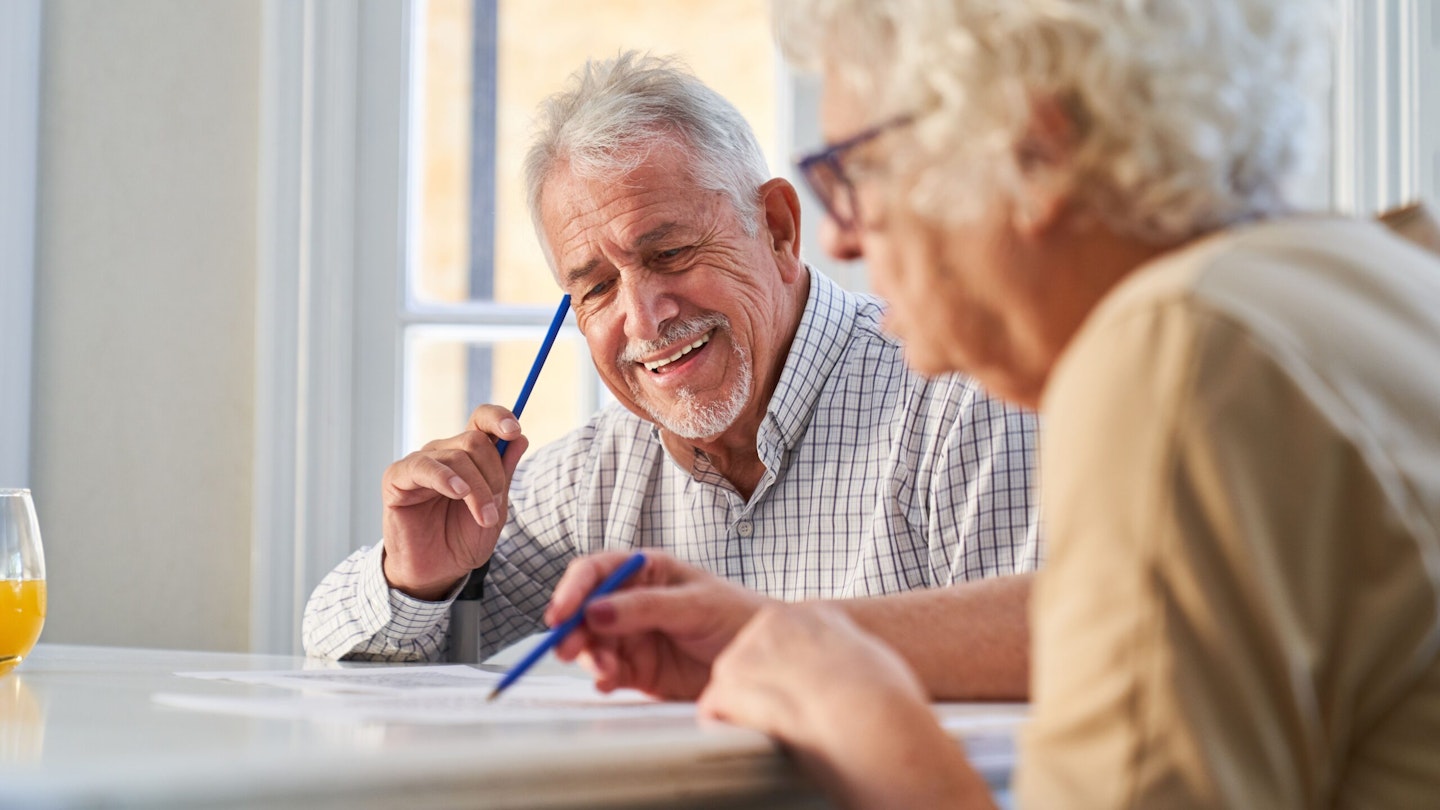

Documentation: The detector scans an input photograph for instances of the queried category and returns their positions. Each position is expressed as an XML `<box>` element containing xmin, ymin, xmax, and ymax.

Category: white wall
<box><xmin>32</xmin><ymin>0</ymin><xmax>261</xmax><ymax>651</ymax></box>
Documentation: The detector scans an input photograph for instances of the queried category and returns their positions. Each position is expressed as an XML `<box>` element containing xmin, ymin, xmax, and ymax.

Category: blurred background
<box><xmin>0</xmin><ymin>0</ymin><xmax>1435</xmax><ymax>655</ymax></box>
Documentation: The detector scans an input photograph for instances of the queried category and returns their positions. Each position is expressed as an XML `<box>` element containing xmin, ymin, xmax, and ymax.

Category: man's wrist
<box><xmin>380</xmin><ymin>547</ymin><xmax>468</xmax><ymax>602</ymax></box>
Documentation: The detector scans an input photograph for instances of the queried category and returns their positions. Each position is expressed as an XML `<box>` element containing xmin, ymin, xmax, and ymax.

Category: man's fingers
<box><xmin>384</xmin><ymin>454</ymin><xmax>475</xmax><ymax>504</ymax></box>
<box><xmin>383</xmin><ymin>426</ymin><xmax>527</xmax><ymax>527</ymax></box>
<box><xmin>391</xmin><ymin>452</ymin><xmax>507</xmax><ymax>528</ymax></box>
<box><xmin>432</xmin><ymin>448</ymin><xmax>512</xmax><ymax>527</ymax></box>
<box><xmin>467</xmin><ymin>404</ymin><xmax>524</xmax><ymax>440</ymax></box>
<box><xmin>446</xmin><ymin>433</ymin><xmax>509</xmax><ymax>501</ymax></box>
<box><xmin>500</xmin><ymin>434</ymin><xmax>530</xmax><ymax>477</ymax></box>
<box><xmin>416</xmin><ymin>427</ymin><xmax>513</xmax><ymax>492</ymax></box>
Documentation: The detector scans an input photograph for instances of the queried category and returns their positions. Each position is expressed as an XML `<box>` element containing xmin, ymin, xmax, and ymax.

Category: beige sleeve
<box><xmin>1016</xmin><ymin>298</ymin><xmax>1430</xmax><ymax>807</ymax></box>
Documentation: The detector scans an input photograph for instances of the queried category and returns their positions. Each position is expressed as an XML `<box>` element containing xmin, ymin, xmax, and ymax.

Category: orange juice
<box><xmin>0</xmin><ymin>580</ymin><xmax>45</xmax><ymax>676</ymax></box>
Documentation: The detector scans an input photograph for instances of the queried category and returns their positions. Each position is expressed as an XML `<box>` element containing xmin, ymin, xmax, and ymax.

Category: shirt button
<box><xmin>736</xmin><ymin>520</ymin><xmax>753</xmax><ymax>537</ymax></box>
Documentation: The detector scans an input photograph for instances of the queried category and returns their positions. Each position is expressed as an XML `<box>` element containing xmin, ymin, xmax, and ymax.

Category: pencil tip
<box><xmin>486</xmin><ymin>688</ymin><xmax>500</xmax><ymax>703</ymax></box>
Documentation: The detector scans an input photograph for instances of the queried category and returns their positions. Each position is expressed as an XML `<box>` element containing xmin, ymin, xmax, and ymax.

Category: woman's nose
<box><xmin>820</xmin><ymin>216</ymin><xmax>864</xmax><ymax>261</ymax></box>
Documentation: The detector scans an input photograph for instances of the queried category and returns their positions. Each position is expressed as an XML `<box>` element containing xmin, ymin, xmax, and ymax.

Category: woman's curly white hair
<box><xmin>776</xmin><ymin>0</ymin><xmax>1331</xmax><ymax>243</ymax></box>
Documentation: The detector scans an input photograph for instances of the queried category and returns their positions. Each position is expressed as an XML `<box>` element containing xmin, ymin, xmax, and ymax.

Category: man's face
<box><xmin>539</xmin><ymin>142</ymin><xmax>797</xmax><ymax>440</ymax></box>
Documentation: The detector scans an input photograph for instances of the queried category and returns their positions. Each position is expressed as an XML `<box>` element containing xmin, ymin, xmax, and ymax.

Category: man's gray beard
<box><xmin>648</xmin><ymin>349</ymin><xmax>752</xmax><ymax>439</ymax></box>
<box><xmin>620</xmin><ymin>315</ymin><xmax>754</xmax><ymax>440</ymax></box>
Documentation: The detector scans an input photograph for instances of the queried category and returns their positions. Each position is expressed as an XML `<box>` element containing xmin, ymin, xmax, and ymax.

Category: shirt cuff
<box><xmin>370</xmin><ymin>544</ymin><xmax>468</xmax><ymax>634</ymax></box>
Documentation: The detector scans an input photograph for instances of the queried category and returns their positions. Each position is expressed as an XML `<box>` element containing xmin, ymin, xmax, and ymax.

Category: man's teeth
<box><xmin>643</xmin><ymin>333</ymin><xmax>711</xmax><ymax>372</ymax></box>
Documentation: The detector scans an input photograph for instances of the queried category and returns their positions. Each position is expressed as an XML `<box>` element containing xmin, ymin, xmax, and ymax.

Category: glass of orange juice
<box><xmin>0</xmin><ymin>489</ymin><xmax>45</xmax><ymax>677</ymax></box>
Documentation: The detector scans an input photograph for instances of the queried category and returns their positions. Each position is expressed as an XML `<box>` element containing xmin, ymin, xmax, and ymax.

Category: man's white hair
<box><xmin>523</xmin><ymin>51</ymin><xmax>772</xmax><ymax>258</ymax></box>
<box><xmin>776</xmin><ymin>0</ymin><xmax>1331</xmax><ymax>243</ymax></box>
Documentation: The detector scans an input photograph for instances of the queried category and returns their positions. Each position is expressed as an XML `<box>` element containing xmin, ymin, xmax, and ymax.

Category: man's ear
<box><xmin>758</xmin><ymin>177</ymin><xmax>803</xmax><ymax>278</ymax></box>
<box><xmin>1013</xmin><ymin>95</ymin><xmax>1079</xmax><ymax>238</ymax></box>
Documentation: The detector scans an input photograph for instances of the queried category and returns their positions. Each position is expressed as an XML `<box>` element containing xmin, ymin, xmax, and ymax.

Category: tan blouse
<box><xmin>1019</xmin><ymin>217</ymin><xmax>1440</xmax><ymax>807</ymax></box>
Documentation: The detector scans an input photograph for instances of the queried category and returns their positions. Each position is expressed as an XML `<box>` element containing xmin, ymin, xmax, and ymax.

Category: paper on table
<box><xmin>152</xmin><ymin>691</ymin><xmax>697</xmax><ymax>725</ymax></box>
<box><xmin>936</xmin><ymin>704</ymin><xmax>1027</xmax><ymax>774</ymax></box>
<box><xmin>158</xmin><ymin>664</ymin><xmax>697</xmax><ymax>725</ymax></box>
<box><xmin>935</xmin><ymin>705</ymin><xmax>1028</xmax><ymax>734</ymax></box>
<box><xmin>178</xmin><ymin>664</ymin><xmax>567</xmax><ymax>695</ymax></box>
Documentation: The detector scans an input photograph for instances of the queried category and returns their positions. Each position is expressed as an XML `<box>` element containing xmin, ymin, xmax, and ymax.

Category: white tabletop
<box><xmin>0</xmin><ymin>644</ymin><xmax>1022</xmax><ymax>809</ymax></box>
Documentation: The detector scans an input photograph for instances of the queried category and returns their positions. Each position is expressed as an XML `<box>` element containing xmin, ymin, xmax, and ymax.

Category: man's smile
<box><xmin>641</xmin><ymin>330</ymin><xmax>714</xmax><ymax>373</ymax></box>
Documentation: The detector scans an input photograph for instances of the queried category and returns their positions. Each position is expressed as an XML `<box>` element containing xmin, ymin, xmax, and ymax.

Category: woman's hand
<box><xmin>699</xmin><ymin>604</ymin><xmax>996</xmax><ymax>810</ymax></box>
<box><xmin>547</xmin><ymin>550</ymin><xmax>772</xmax><ymax>700</ymax></box>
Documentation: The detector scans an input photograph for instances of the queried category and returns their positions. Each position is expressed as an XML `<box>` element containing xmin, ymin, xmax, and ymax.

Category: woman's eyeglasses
<box><xmin>795</xmin><ymin>114</ymin><xmax>914</xmax><ymax>231</ymax></box>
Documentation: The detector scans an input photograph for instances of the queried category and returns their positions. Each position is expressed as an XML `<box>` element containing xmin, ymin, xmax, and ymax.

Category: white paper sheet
<box><xmin>152</xmin><ymin>690</ymin><xmax>698</xmax><ymax>724</ymax></box>
<box><xmin>160</xmin><ymin>665</ymin><xmax>1027</xmax><ymax>737</ymax></box>
<box><xmin>177</xmin><ymin>664</ymin><xmax>582</xmax><ymax>695</ymax></box>
<box><xmin>936</xmin><ymin>705</ymin><xmax>1027</xmax><ymax>772</ymax></box>
<box><xmin>158</xmin><ymin>664</ymin><xmax>697</xmax><ymax>724</ymax></box>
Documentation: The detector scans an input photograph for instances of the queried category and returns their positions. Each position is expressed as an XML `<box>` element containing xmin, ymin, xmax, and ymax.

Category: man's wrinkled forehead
<box><xmin>543</xmin><ymin>153</ymin><xmax>725</xmax><ymax>259</ymax></box>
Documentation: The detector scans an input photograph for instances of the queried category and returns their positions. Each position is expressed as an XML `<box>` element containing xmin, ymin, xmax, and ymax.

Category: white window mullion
<box><xmin>1420</xmin><ymin>0</ymin><xmax>1440</xmax><ymax>204</ymax></box>
<box><xmin>254</xmin><ymin>0</ymin><xmax>406</xmax><ymax>655</ymax></box>
<box><xmin>350</xmin><ymin>0</ymin><xmax>411</xmax><ymax>580</ymax></box>
<box><xmin>298</xmin><ymin>0</ymin><xmax>360</xmax><ymax>651</ymax></box>
<box><xmin>252</xmin><ymin>0</ymin><xmax>305</xmax><ymax>655</ymax></box>
<box><xmin>0</xmin><ymin>0</ymin><xmax>42</xmax><ymax>488</ymax></box>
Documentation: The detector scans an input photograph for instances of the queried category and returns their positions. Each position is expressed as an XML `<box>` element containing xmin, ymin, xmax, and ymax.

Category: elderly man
<box><xmin>302</xmin><ymin>52</ymin><xmax>1039</xmax><ymax>696</ymax></box>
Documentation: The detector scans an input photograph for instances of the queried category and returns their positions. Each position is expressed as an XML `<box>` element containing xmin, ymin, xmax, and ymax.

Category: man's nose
<box><xmin>620</xmin><ymin>276</ymin><xmax>681</xmax><ymax>342</ymax></box>
<box><xmin>820</xmin><ymin>216</ymin><xmax>864</xmax><ymax>261</ymax></box>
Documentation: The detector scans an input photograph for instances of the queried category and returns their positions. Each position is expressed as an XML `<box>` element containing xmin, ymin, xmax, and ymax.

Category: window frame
<box><xmin>0</xmin><ymin>0</ymin><xmax>42</xmax><ymax>489</ymax></box>
<box><xmin>253</xmin><ymin>0</ymin><xmax>408</xmax><ymax>654</ymax></box>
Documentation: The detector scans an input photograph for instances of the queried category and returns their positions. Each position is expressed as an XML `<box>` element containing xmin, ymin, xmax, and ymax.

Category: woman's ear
<box><xmin>1013</xmin><ymin>95</ymin><xmax>1079</xmax><ymax>237</ymax></box>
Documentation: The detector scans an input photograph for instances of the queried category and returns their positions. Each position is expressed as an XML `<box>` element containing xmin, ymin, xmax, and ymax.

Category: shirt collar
<box><xmin>647</xmin><ymin>266</ymin><xmax>861</xmax><ymax>479</ymax></box>
<box><xmin>758</xmin><ymin>267</ymin><xmax>859</xmax><ymax>458</ymax></box>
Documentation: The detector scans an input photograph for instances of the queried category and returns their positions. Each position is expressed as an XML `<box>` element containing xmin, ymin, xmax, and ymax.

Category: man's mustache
<box><xmin>618</xmin><ymin>313</ymin><xmax>730</xmax><ymax>364</ymax></box>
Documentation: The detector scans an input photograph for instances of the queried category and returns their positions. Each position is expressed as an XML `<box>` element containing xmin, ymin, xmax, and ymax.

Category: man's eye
<box><xmin>584</xmin><ymin>279</ymin><xmax>614</xmax><ymax>300</ymax></box>
<box><xmin>655</xmin><ymin>246</ymin><xmax>690</xmax><ymax>262</ymax></box>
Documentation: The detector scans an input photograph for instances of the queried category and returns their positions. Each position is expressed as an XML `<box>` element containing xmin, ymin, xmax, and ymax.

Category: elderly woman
<box><xmin>669</xmin><ymin>0</ymin><xmax>1440</xmax><ymax>807</ymax></box>
<box><xmin>548</xmin><ymin>0</ymin><xmax>1440</xmax><ymax>806</ymax></box>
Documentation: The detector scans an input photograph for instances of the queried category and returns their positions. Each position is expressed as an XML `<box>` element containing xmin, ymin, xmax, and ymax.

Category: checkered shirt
<box><xmin>302</xmin><ymin>269</ymin><xmax>1041</xmax><ymax>661</ymax></box>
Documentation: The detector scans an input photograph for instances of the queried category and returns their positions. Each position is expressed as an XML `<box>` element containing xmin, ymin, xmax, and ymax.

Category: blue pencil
<box><xmin>487</xmin><ymin>552</ymin><xmax>648</xmax><ymax>701</ymax></box>
<box><xmin>495</xmin><ymin>293</ymin><xmax>571</xmax><ymax>456</ymax></box>
<box><xmin>456</xmin><ymin>293</ymin><xmax>572</xmax><ymax>605</ymax></box>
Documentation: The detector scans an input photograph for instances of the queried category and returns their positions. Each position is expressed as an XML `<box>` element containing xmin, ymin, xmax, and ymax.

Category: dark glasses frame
<box><xmin>795</xmin><ymin>114</ymin><xmax>915</xmax><ymax>231</ymax></box>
